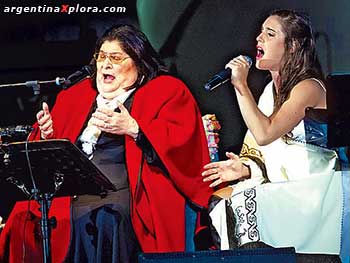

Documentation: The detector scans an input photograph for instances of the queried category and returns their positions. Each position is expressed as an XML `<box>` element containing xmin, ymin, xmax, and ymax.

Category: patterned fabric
<box><xmin>202</xmin><ymin>114</ymin><xmax>221</xmax><ymax>162</ymax></box>
<box><xmin>232</xmin><ymin>188</ymin><xmax>259</xmax><ymax>246</ymax></box>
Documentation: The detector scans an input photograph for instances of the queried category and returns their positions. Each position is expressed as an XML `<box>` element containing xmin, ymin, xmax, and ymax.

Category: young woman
<box><xmin>203</xmin><ymin>10</ymin><xmax>343</xmax><ymax>261</ymax></box>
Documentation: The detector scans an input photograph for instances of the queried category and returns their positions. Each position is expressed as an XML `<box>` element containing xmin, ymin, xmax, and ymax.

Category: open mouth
<box><xmin>256</xmin><ymin>46</ymin><xmax>264</xmax><ymax>59</ymax></box>
<box><xmin>103</xmin><ymin>74</ymin><xmax>115</xmax><ymax>83</ymax></box>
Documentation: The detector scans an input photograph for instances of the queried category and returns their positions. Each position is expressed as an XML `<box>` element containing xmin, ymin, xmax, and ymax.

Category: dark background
<box><xmin>0</xmin><ymin>0</ymin><xmax>138</xmax><ymax>126</ymax></box>
<box><xmin>0</xmin><ymin>0</ymin><xmax>349</xmax><ymax>218</ymax></box>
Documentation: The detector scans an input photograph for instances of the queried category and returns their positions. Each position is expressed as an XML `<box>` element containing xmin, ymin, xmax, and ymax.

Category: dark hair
<box><xmin>92</xmin><ymin>24</ymin><xmax>167</xmax><ymax>88</ymax></box>
<box><xmin>269</xmin><ymin>10</ymin><xmax>324</xmax><ymax>113</ymax></box>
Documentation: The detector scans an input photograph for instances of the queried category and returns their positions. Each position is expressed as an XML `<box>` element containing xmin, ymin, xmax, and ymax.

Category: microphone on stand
<box><xmin>0</xmin><ymin>78</ymin><xmax>66</xmax><ymax>88</ymax></box>
<box><xmin>204</xmin><ymin>56</ymin><xmax>253</xmax><ymax>91</ymax></box>
<box><xmin>61</xmin><ymin>65</ymin><xmax>94</xmax><ymax>89</ymax></box>
<box><xmin>0</xmin><ymin>65</ymin><xmax>94</xmax><ymax>95</ymax></box>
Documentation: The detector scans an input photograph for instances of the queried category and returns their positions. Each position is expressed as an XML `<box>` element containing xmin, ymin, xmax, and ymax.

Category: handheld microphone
<box><xmin>204</xmin><ymin>56</ymin><xmax>252</xmax><ymax>91</ymax></box>
<box><xmin>62</xmin><ymin>65</ymin><xmax>94</xmax><ymax>89</ymax></box>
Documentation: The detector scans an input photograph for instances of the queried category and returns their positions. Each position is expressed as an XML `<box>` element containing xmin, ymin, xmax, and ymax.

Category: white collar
<box><xmin>96</xmin><ymin>88</ymin><xmax>136</xmax><ymax>110</ymax></box>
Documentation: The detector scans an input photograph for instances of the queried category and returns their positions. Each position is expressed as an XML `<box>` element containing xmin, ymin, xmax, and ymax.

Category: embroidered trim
<box><xmin>232</xmin><ymin>188</ymin><xmax>260</xmax><ymax>246</ymax></box>
<box><xmin>244</xmin><ymin>188</ymin><xmax>259</xmax><ymax>242</ymax></box>
<box><xmin>240</xmin><ymin>142</ymin><xmax>263</xmax><ymax>158</ymax></box>
<box><xmin>240</xmin><ymin>143</ymin><xmax>269</xmax><ymax>182</ymax></box>
<box><xmin>234</xmin><ymin>205</ymin><xmax>247</xmax><ymax>246</ymax></box>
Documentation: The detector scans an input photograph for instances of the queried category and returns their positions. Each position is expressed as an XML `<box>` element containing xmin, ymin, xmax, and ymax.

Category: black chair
<box><xmin>326</xmin><ymin>73</ymin><xmax>350</xmax><ymax>148</ymax></box>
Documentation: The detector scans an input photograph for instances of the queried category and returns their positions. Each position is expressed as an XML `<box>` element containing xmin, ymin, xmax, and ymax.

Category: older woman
<box><xmin>0</xmin><ymin>25</ymin><xmax>212</xmax><ymax>262</ymax></box>
<box><xmin>203</xmin><ymin>10</ymin><xmax>344</xmax><ymax>262</ymax></box>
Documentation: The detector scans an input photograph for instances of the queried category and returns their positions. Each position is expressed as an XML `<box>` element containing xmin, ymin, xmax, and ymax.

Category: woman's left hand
<box><xmin>90</xmin><ymin>102</ymin><xmax>139</xmax><ymax>139</ymax></box>
<box><xmin>202</xmin><ymin>152</ymin><xmax>248</xmax><ymax>188</ymax></box>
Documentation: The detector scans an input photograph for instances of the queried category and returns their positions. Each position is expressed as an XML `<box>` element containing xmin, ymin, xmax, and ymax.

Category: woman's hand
<box><xmin>225</xmin><ymin>55</ymin><xmax>251</xmax><ymax>95</ymax></box>
<box><xmin>90</xmin><ymin>101</ymin><xmax>139</xmax><ymax>139</ymax></box>
<box><xmin>202</xmin><ymin>152</ymin><xmax>249</xmax><ymax>188</ymax></box>
<box><xmin>36</xmin><ymin>102</ymin><xmax>54</xmax><ymax>139</ymax></box>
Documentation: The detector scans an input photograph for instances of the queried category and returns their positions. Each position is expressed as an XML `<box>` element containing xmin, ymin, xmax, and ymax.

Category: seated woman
<box><xmin>0</xmin><ymin>24</ymin><xmax>213</xmax><ymax>262</ymax></box>
<box><xmin>202</xmin><ymin>9</ymin><xmax>344</xmax><ymax>262</ymax></box>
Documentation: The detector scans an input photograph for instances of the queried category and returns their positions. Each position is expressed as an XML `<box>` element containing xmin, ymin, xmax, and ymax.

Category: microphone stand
<box><xmin>0</xmin><ymin>138</ymin><xmax>63</xmax><ymax>263</ymax></box>
<box><xmin>0</xmin><ymin>139</ymin><xmax>116</xmax><ymax>263</ymax></box>
<box><xmin>0</xmin><ymin>77</ymin><xmax>65</xmax><ymax>95</ymax></box>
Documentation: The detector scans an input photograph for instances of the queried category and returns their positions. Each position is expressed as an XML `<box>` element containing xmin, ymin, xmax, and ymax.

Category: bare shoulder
<box><xmin>290</xmin><ymin>78</ymin><xmax>326</xmax><ymax>108</ymax></box>
<box><xmin>293</xmin><ymin>78</ymin><xmax>326</xmax><ymax>94</ymax></box>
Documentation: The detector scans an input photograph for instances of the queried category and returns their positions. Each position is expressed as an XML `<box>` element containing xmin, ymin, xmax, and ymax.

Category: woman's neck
<box><xmin>102</xmin><ymin>87</ymin><xmax>129</xmax><ymax>100</ymax></box>
<box><xmin>271</xmin><ymin>71</ymin><xmax>281</xmax><ymax>93</ymax></box>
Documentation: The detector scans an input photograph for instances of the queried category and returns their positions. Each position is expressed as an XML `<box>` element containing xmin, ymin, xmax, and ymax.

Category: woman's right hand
<box><xmin>202</xmin><ymin>152</ymin><xmax>250</xmax><ymax>188</ymax></box>
<box><xmin>225</xmin><ymin>55</ymin><xmax>251</xmax><ymax>95</ymax></box>
<box><xmin>36</xmin><ymin>102</ymin><xmax>54</xmax><ymax>139</ymax></box>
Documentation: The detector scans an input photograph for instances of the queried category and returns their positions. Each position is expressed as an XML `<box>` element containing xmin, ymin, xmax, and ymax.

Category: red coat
<box><xmin>0</xmin><ymin>76</ymin><xmax>213</xmax><ymax>261</ymax></box>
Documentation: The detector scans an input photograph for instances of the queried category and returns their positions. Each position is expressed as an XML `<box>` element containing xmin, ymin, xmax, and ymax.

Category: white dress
<box><xmin>210</xmin><ymin>80</ymin><xmax>344</xmax><ymax>255</ymax></box>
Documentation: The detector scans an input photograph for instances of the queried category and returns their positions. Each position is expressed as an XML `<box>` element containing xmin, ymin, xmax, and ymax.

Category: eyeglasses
<box><xmin>93</xmin><ymin>51</ymin><xmax>130</xmax><ymax>64</ymax></box>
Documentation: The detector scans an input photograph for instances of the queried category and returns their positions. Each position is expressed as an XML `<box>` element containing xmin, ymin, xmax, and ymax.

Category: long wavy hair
<box><xmin>92</xmin><ymin>24</ymin><xmax>167</xmax><ymax>89</ymax></box>
<box><xmin>270</xmin><ymin>10</ymin><xmax>324</xmax><ymax>113</ymax></box>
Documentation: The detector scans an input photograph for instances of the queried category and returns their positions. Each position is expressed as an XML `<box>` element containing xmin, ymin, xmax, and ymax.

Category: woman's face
<box><xmin>255</xmin><ymin>15</ymin><xmax>286</xmax><ymax>72</ymax></box>
<box><xmin>96</xmin><ymin>40</ymin><xmax>138</xmax><ymax>99</ymax></box>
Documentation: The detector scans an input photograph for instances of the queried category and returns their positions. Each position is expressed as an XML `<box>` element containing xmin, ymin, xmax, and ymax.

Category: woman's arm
<box><xmin>235</xmin><ymin>79</ymin><xmax>325</xmax><ymax>145</ymax></box>
<box><xmin>227</xmin><ymin>56</ymin><xmax>326</xmax><ymax>145</ymax></box>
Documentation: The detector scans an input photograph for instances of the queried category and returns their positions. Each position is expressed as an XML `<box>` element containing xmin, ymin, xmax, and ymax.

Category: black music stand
<box><xmin>0</xmin><ymin>139</ymin><xmax>116</xmax><ymax>263</ymax></box>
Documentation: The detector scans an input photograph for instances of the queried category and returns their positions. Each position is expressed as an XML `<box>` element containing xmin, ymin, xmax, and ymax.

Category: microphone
<box><xmin>0</xmin><ymin>78</ymin><xmax>66</xmax><ymax>95</ymax></box>
<box><xmin>0</xmin><ymin>65</ymin><xmax>94</xmax><ymax>95</ymax></box>
<box><xmin>204</xmin><ymin>56</ymin><xmax>252</xmax><ymax>91</ymax></box>
<box><xmin>62</xmin><ymin>65</ymin><xmax>94</xmax><ymax>90</ymax></box>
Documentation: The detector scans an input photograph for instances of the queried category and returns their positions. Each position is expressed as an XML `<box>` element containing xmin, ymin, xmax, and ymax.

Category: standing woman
<box><xmin>204</xmin><ymin>10</ymin><xmax>343</xmax><ymax>261</ymax></box>
<box><xmin>1</xmin><ymin>24</ymin><xmax>212</xmax><ymax>262</ymax></box>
